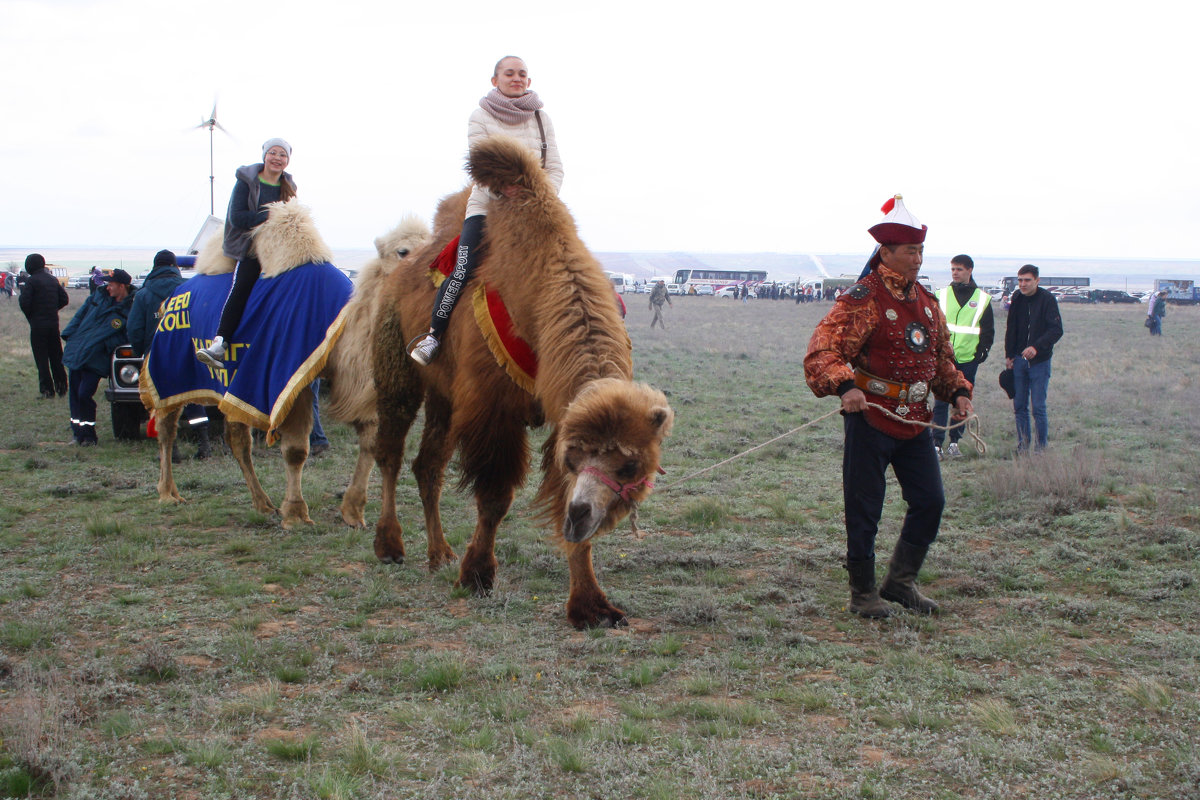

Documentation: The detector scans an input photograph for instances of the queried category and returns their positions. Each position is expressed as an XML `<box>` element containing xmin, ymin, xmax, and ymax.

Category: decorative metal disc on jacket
<box><xmin>904</xmin><ymin>321</ymin><xmax>930</xmax><ymax>353</ymax></box>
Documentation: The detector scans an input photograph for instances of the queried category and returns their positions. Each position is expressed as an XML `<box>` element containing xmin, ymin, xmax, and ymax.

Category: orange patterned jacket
<box><xmin>804</xmin><ymin>264</ymin><xmax>971</xmax><ymax>436</ymax></box>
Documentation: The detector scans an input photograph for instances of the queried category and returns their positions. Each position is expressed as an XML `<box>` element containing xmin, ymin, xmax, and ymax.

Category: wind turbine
<box><xmin>193</xmin><ymin>101</ymin><xmax>231</xmax><ymax>215</ymax></box>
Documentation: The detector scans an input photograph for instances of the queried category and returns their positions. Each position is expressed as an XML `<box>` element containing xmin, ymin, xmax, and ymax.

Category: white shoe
<box><xmin>935</xmin><ymin>445</ymin><xmax>943</xmax><ymax>460</ymax></box>
<box><xmin>196</xmin><ymin>336</ymin><xmax>226</xmax><ymax>368</ymax></box>
<box><xmin>409</xmin><ymin>334</ymin><xmax>439</xmax><ymax>366</ymax></box>
<box><xmin>946</xmin><ymin>442</ymin><xmax>962</xmax><ymax>458</ymax></box>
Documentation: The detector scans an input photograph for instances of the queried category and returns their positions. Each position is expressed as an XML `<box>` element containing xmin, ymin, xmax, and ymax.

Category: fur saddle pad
<box><xmin>140</xmin><ymin>262</ymin><xmax>354</xmax><ymax>443</ymax></box>
<box><xmin>428</xmin><ymin>237</ymin><xmax>537</xmax><ymax>393</ymax></box>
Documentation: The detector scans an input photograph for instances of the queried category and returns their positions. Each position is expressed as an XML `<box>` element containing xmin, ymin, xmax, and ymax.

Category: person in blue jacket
<box><xmin>130</xmin><ymin>250</ymin><xmax>211</xmax><ymax>459</ymax></box>
<box><xmin>61</xmin><ymin>269</ymin><xmax>136</xmax><ymax>445</ymax></box>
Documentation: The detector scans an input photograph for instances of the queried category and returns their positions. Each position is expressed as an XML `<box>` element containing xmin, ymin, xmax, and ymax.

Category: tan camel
<box><xmin>149</xmin><ymin>204</ymin><xmax>430</xmax><ymax>528</ymax></box>
<box><xmin>372</xmin><ymin>136</ymin><xmax>674</xmax><ymax>628</ymax></box>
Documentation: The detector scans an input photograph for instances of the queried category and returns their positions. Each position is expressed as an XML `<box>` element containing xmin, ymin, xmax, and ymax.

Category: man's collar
<box><xmin>876</xmin><ymin>263</ymin><xmax>914</xmax><ymax>298</ymax></box>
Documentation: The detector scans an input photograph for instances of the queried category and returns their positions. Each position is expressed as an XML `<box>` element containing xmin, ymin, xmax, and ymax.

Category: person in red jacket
<box><xmin>804</xmin><ymin>196</ymin><xmax>972</xmax><ymax>619</ymax></box>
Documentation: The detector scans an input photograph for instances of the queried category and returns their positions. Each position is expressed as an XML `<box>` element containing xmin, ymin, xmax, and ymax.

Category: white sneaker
<box><xmin>196</xmin><ymin>336</ymin><xmax>226</xmax><ymax>368</ymax></box>
<box><xmin>946</xmin><ymin>442</ymin><xmax>962</xmax><ymax>458</ymax></box>
<box><xmin>935</xmin><ymin>445</ymin><xmax>943</xmax><ymax>460</ymax></box>
<box><xmin>409</xmin><ymin>334</ymin><xmax>440</xmax><ymax>366</ymax></box>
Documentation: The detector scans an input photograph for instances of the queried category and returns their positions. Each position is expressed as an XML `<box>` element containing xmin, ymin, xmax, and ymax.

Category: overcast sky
<box><xmin>2</xmin><ymin>0</ymin><xmax>1195</xmax><ymax>260</ymax></box>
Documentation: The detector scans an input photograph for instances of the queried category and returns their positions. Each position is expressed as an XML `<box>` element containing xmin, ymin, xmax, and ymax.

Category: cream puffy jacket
<box><xmin>465</xmin><ymin>105</ymin><xmax>563</xmax><ymax>217</ymax></box>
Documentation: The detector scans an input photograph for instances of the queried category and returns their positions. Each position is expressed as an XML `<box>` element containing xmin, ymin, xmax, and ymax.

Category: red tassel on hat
<box><xmin>880</xmin><ymin>196</ymin><xmax>897</xmax><ymax>214</ymax></box>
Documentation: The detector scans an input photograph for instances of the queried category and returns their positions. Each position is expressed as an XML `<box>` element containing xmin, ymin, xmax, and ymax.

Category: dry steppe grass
<box><xmin>0</xmin><ymin>289</ymin><xmax>1197</xmax><ymax>799</ymax></box>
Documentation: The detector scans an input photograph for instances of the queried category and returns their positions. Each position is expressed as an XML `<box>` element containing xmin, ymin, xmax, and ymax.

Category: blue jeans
<box><xmin>1012</xmin><ymin>356</ymin><xmax>1051</xmax><ymax>451</ymax></box>
<box><xmin>309</xmin><ymin>379</ymin><xmax>328</xmax><ymax>447</ymax></box>
<box><xmin>932</xmin><ymin>361</ymin><xmax>978</xmax><ymax>447</ymax></box>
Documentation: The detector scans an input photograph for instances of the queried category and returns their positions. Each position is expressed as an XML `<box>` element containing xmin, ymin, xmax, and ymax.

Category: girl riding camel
<box><xmin>196</xmin><ymin>138</ymin><xmax>297</xmax><ymax>367</ymax></box>
<box><xmin>408</xmin><ymin>55</ymin><xmax>563</xmax><ymax>365</ymax></box>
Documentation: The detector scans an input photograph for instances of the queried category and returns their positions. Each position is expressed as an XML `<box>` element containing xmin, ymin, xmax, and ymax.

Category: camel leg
<box><xmin>339</xmin><ymin>420</ymin><xmax>375</xmax><ymax>528</ymax></box>
<box><xmin>565</xmin><ymin>540</ymin><xmax>627</xmax><ymax>629</ymax></box>
<box><xmin>372</xmin><ymin>357</ymin><xmax>425</xmax><ymax>565</ymax></box>
<box><xmin>455</xmin><ymin>418</ymin><xmax>529</xmax><ymax>595</ymax></box>
<box><xmin>227</xmin><ymin>422</ymin><xmax>278</xmax><ymax>515</ymax></box>
<box><xmin>156</xmin><ymin>406</ymin><xmax>184</xmax><ymax>503</ymax></box>
<box><xmin>412</xmin><ymin>393</ymin><xmax>457</xmax><ymax>571</ymax></box>
<box><xmin>277</xmin><ymin>387</ymin><xmax>314</xmax><ymax>529</ymax></box>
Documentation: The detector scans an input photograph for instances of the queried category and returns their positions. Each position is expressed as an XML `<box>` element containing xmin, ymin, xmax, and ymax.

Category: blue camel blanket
<box><xmin>140</xmin><ymin>262</ymin><xmax>353</xmax><ymax>443</ymax></box>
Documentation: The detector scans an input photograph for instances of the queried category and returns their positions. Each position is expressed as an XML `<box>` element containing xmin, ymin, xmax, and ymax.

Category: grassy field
<box><xmin>0</xmin><ymin>288</ymin><xmax>1197</xmax><ymax>799</ymax></box>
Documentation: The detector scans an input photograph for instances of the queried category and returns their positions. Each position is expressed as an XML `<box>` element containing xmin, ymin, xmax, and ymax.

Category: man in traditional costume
<box><xmin>804</xmin><ymin>196</ymin><xmax>972</xmax><ymax>618</ymax></box>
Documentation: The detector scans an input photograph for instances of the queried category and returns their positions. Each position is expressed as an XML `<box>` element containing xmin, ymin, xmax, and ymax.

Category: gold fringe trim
<box><xmin>472</xmin><ymin>284</ymin><xmax>536</xmax><ymax>395</ymax></box>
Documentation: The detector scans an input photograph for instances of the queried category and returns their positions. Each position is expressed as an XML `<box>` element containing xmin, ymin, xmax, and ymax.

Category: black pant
<box><xmin>216</xmin><ymin>256</ymin><xmax>262</xmax><ymax>343</ymax></box>
<box><xmin>843</xmin><ymin>412</ymin><xmax>944</xmax><ymax>562</ymax></box>
<box><xmin>932</xmin><ymin>361</ymin><xmax>978</xmax><ymax>446</ymax></box>
<box><xmin>30</xmin><ymin>325</ymin><xmax>67</xmax><ymax>397</ymax></box>
<box><xmin>429</xmin><ymin>215</ymin><xmax>486</xmax><ymax>340</ymax></box>
<box><xmin>68</xmin><ymin>368</ymin><xmax>102</xmax><ymax>443</ymax></box>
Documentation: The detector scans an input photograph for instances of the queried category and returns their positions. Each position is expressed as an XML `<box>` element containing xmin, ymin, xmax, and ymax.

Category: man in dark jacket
<box><xmin>129</xmin><ymin>250</ymin><xmax>211</xmax><ymax>459</ymax></box>
<box><xmin>1004</xmin><ymin>264</ymin><xmax>1063</xmax><ymax>453</ymax></box>
<box><xmin>932</xmin><ymin>254</ymin><xmax>994</xmax><ymax>458</ymax></box>
<box><xmin>18</xmin><ymin>253</ymin><xmax>70</xmax><ymax>398</ymax></box>
<box><xmin>62</xmin><ymin>269</ymin><xmax>136</xmax><ymax>445</ymax></box>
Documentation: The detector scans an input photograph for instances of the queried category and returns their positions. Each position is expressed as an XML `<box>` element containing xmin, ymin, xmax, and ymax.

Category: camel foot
<box><xmin>427</xmin><ymin>545</ymin><xmax>458</xmax><ymax>572</ymax></box>
<box><xmin>158</xmin><ymin>491</ymin><xmax>184</xmax><ymax>504</ymax></box>
<box><xmin>455</xmin><ymin>558</ymin><xmax>496</xmax><ymax>596</ymax></box>
<box><xmin>340</xmin><ymin>510</ymin><xmax>367</xmax><ymax>529</ymax></box>
<box><xmin>374</xmin><ymin>519</ymin><xmax>406</xmax><ymax>564</ymax></box>
<box><xmin>567</xmin><ymin>595</ymin><xmax>628</xmax><ymax>630</ymax></box>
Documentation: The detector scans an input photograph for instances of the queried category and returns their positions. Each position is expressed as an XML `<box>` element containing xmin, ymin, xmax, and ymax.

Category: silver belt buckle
<box><xmin>908</xmin><ymin>381</ymin><xmax>929</xmax><ymax>403</ymax></box>
<box><xmin>895</xmin><ymin>404</ymin><xmax>910</xmax><ymax>416</ymax></box>
<box><xmin>866</xmin><ymin>379</ymin><xmax>888</xmax><ymax>396</ymax></box>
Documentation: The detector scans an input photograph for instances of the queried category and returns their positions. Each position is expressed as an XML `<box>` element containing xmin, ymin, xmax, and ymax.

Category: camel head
<box><xmin>358</xmin><ymin>214</ymin><xmax>432</xmax><ymax>290</ymax></box>
<box><xmin>551</xmin><ymin>378</ymin><xmax>673</xmax><ymax>543</ymax></box>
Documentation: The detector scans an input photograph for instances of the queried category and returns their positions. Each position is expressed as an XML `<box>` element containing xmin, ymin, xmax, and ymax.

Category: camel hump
<box><xmin>468</xmin><ymin>135</ymin><xmax>545</xmax><ymax>196</ymax></box>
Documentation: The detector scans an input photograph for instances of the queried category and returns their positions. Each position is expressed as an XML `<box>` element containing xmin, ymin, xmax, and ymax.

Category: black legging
<box><xmin>428</xmin><ymin>215</ymin><xmax>486</xmax><ymax>341</ymax></box>
<box><xmin>215</xmin><ymin>256</ymin><xmax>262</xmax><ymax>342</ymax></box>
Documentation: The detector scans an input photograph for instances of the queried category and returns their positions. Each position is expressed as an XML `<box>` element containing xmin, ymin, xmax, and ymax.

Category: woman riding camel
<box><xmin>196</xmin><ymin>138</ymin><xmax>297</xmax><ymax>367</ymax></box>
<box><xmin>408</xmin><ymin>55</ymin><xmax>564</xmax><ymax>365</ymax></box>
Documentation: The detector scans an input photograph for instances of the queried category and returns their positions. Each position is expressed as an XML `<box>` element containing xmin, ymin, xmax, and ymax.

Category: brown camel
<box><xmin>372</xmin><ymin>135</ymin><xmax>674</xmax><ymax>629</ymax></box>
<box><xmin>148</xmin><ymin>204</ymin><xmax>431</xmax><ymax>528</ymax></box>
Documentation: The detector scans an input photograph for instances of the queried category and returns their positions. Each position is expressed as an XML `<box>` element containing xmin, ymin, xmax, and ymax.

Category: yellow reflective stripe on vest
<box><xmin>937</xmin><ymin>286</ymin><xmax>989</xmax><ymax>362</ymax></box>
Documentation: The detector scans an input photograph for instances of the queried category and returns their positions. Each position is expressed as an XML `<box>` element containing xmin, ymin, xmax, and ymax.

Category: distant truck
<box><xmin>1153</xmin><ymin>279</ymin><xmax>1199</xmax><ymax>305</ymax></box>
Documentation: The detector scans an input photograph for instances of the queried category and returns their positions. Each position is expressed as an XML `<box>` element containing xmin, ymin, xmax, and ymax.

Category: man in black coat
<box><xmin>1004</xmin><ymin>264</ymin><xmax>1064</xmax><ymax>453</ymax></box>
<box><xmin>18</xmin><ymin>253</ymin><xmax>70</xmax><ymax>398</ymax></box>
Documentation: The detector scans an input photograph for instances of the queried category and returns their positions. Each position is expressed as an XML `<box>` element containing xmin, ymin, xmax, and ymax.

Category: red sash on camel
<box><xmin>427</xmin><ymin>237</ymin><xmax>537</xmax><ymax>394</ymax></box>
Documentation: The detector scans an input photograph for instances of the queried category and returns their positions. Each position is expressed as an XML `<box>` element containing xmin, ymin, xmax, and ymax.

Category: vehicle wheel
<box><xmin>111</xmin><ymin>403</ymin><xmax>145</xmax><ymax>440</ymax></box>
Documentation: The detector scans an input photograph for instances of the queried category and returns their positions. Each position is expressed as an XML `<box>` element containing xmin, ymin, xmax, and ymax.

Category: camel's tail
<box><xmin>467</xmin><ymin>135</ymin><xmax>547</xmax><ymax>197</ymax></box>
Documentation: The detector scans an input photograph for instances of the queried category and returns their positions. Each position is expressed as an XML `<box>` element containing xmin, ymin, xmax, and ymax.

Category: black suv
<box><xmin>1089</xmin><ymin>289</ymin><xmax>1139</xmax><ymax>304</ymax></box>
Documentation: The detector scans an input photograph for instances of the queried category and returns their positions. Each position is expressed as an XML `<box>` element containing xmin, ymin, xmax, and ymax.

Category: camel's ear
<box><xmin>374</xmin><ymin>236</ymin><xmax>387</xmax><ymax>258</ymax></box>
<box><xmin>649</xmin><ymin>406</ymin><xmax>674</xmax><ymax>438</ymax></box>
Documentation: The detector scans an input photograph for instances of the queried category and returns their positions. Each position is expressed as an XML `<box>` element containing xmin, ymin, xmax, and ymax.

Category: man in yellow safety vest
<box><xmin>933</xmin><ymin>255</ymin><xmax>993</xmax><ymax>458</ymax></box>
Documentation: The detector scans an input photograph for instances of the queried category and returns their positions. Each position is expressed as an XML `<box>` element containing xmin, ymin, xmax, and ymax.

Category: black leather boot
<box><xmin>879</xmin><ymin>540</ymin><xmax>940</xmax><ymax>614</ymax></box>
<box><xmin>194</xmin><ymin>424</ymin><xmax>211</xmax><ymax>460</ymax></box>
<box><xmin>846</xmin><ymin>558</ymin><xmax>893</xmax><ymax>619</ymax></box>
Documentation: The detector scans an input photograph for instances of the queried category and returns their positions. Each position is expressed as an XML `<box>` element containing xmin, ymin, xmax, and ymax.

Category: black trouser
<box><xmin>843</xmin><ymin>412</ymin><xmax>944</xmax><ymax>562</ymax></box>
<box><xmin>932</xmin><ymin>361</ymin><xmax>978</xmax><ymax>446</ymax></box>
<box><xmin>68</xmin><ymin>368</ymin><xmax>102</xmax><ymax>443</ymax></box>
<box><xmin>215</xmin><ymin>256</ymin><xmax>262</xmax><ymax>343</ymax></box>
<box><xmin>30</xmin><ymin>324</ymin><xmax>67</xmax><ymax>396</ymax></box>
<box><xmin>428</xmin><ymin>215</ymin><xmax>486</xmax><ymax>341</ymax></box>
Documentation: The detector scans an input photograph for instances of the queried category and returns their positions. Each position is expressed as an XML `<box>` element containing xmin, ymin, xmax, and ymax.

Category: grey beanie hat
<box><xmin>262</xmin><ymin>138</ymin><xmax>292</xmax><ymax>158</ymax></box>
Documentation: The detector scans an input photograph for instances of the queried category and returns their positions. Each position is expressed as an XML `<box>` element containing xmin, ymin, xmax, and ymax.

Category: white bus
<box><xmin>673</xmin><ymin>267</ymin><xmax>767</xmax><ymax>295</ymax></box>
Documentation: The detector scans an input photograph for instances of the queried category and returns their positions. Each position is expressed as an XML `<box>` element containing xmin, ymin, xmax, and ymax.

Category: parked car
<box><xmin>666</xmin><ymin>283</ymin><xmax>683</xmax><ymax>295</ymax></box>
<box><xmin>68</xmin><ymin>273</ymin><xmax>92</xmax><ymax>289</ymax></box>
<box><xmin>133</xmin><ymin>272</ymin><xmax>152</xmax><ymax>289</ymax></box>
<box><xmin>718</xmin><ymin>286</ymin><xmax>740</xmax><ymax>298</ymax></box>
<box><xmin>104</xmin><ymin>344</ymin><xmax>149</xmax><ymax>439</ymax></box>
<box><xmin>1089</xmin><ymin>289</ymin><xmax>1139</xmax><ymax>304</ymax></box>
<box><xmin>694</xmin><ymin>284</ymin><xmax>715</xmax><ymax>296</ymax></box>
